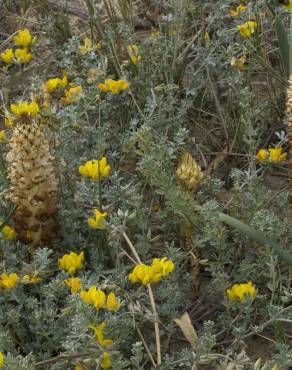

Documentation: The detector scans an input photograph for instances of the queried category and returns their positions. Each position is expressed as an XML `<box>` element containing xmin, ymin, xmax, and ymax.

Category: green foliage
<box><xmin>0</xmin><ymin>0</ymin><xmax>291</xmax><ymax>369</ymax></box>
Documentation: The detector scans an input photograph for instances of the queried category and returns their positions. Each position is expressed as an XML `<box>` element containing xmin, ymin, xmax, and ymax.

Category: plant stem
<box><xmin>219</xmin><ymin>212</ymin><xmax>292</xmax><ymax>266</ymax></box>
<box><xmin>122</xmin><ymin>231</ymin><xmax>162</xmax><ymax>366</ymax></box>
<box><xmin>290</xmin><ymin>11</ymin><xmax>292</xmax><ymax>75</ymax></box>
<box><xmin>98</xmin><ymin>162</ymin><xmax>102</xmax><ymax>212</ymax></box>
<box><xmin>147</xmin><ymin>284</ymin><xmax>162</xmax><ymax>365</ymax></box>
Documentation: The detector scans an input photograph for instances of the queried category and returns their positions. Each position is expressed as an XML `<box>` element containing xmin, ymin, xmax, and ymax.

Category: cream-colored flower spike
<box><xmin>6</xmin><ymin>116</ymin><xmax>58</xmax><ymax>246</ymax></box>
<box><xmin>176</xmin><ymin>151</ymin><xmax>204</xmax><ymax>193</ymax></box>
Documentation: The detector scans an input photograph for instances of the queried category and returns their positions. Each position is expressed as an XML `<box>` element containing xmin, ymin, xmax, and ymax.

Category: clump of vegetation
<box><xmin>0</xmin><ymin>0</ymin><xmax>291</xmax><ymax>369</ymax></box>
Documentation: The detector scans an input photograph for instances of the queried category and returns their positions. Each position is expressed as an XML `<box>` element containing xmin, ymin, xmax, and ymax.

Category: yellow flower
<box><xmin>229</xmin><ymin>4</ymin><xmax>247</xmax><ymax>17</ymax></box>
<box><xmin>101</xmin><ymin>352</ymin><xmax>112</xmax><ymax>369</ymax></box>
<box><xmin>237</xmin><ymin>21</ymin><xmax>257</xmax><ymax>38</ymax></box>
<box><xmin>13</xmin><ymin>28</ymin><xmax>35</xmax><ymax>46</ymax></box>
<box><xmin>22</xmin><ymin>272</ymin><xmax>42</xmax><ymax>284</ymax></box>
<box><xmin>0</xmin><ymin>131</ymin><xmax>5</xmax><ymax>143</ymax></box>
<box><xmin>129</xmin><ymin>258</ymin><xmax>175</xmax><ymax>285</ymax></box>
<box><xmin>89</xmin><ymin>322</ymin><xmax>113</xmax><ymax>346</ymax></box>
<box><xmin>78</xmin><ymin>37</ymin><xmax>101</xmax><ymax>55</ymax></box>
<box><xmin>58</xmin><ymin>251</ymin><xmax>84</xmax><ymax>275</ymax></box>
<box><xmin>64</xmin><ymin>277</ymin><xmax>82</xmax><ymax>293</ymax></box>
<box><xmin>10</xmin><ymin>101</ymin><xmax>39</xmax><ymax>116</ymax></box>
<box><xmin>160</xmin><ymin>257</ymin><xmax>175</xmax><ymax>276</ymax></box>
<box><xmin>80</xmin><ymin>286</ymin><xmax>106</xmax><ymax>309</ymax></box>
<box><xmin>14</xmin><ymin>48</ymin><xmax>32</xmax><ymax>63</ymax></box>
<box><xmin>127</xmin><ymin>44</ymin><xmax>141</xmax><ymax>65</ymax></box>
<box><xmin>129</xmin><ymin>264</ymin><xmax>151</xmax><ymax>285</ymax></box>
<box><xmin>1</xmin><ymin>48</ymin><xmax>14</xmax><ymax>64</ymax></box>
<box><xmin>0</xmin><ymin>273</ymin><xmax>19</xmax><ymax>289</ymax></box>
<box><xmin>45</xmin><ymin>78</ymin><xmax>61</xmax><ymax>93</ymax></box>
<box><xmin>230</xmin><ymin>55</ymin><xmax>248</xmax><ymax>71</ymax></box>
<box><xmin>256</xmin><ymin>149</ymin><xmax>268</xmax><ymax>161</ymax></box>
<box><xmin>59</xmin><ymin>73</ymin><xmax>68</xmax><ymax>88</ymax></box>
<box><xmin>0</xmin><ymin>352</ymin><xmax>3</xmax><ymax>368</ymax></box>
<box><xmin>204</xmin><ymin>31</ymin><xmax>210</xmax><ymax>46</ymax></box>
<box><xmin>226</xmin><ymin>281</ymin><xmax>256</xmax><ymax>301</ymax></box>
<box><xmin>87</xmin><ymin>209</ymin><xmax>108</xmax><ymax>229</ymax></box>
<box><xmin>105</xmin><ymin>292</ymin><xmax>120</xmax><ymax>311</ymax></box>
<box><xmin>284</xmin><ymin>1</ymin><xmax>292</xmax><ymax>11</ymax></box>
<box><xmin>150</xmin><ymin>30</ymin><xmax>160</xmax><ymax>39</ymax></box>
<box><xmin>268</xmin><ymin>146</ymin><xmax>287</xmax><ymax>161</ymax></box>
<box><xmin>0</xmin><ymin>222</ymin><xmax>16</xmax><ymax>240</ymax></box>
<box><xmin>4</xmin><ymin>115</ymin><xmax>14</xmax><ymax>128</ymax></box>
<box><xmin>98</xmin><ymin>79</ymin><xmax>129</xmax><ymax>94</ymax></box>
<box><xmin>79</xmin><ymin>157</ymin><xmax>111</xmax><ymax>180</ymax></box>
<box><xmin>60</xmin><ymin>85</ymin><xmax>83</xmax><ymax>104</ymax></box>
<box><xmin>149</xmin><ymin>257</ymin><xmax>174</xmax><ymax>282</ymax></box>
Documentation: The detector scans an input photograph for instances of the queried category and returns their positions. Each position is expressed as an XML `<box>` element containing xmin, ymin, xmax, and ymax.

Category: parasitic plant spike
<box><xmin>6</xmin><ymin>105</ymin><xmax>58</xmax><ymax>246</ymax></box>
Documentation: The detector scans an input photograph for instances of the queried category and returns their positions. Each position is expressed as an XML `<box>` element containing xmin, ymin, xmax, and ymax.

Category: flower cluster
<box><xmin>0</xmin><ymin>352</ymin><xmax>3</xmax><ymax>368</ymax></box>
<box><xmin>128</xmin><ymin>257</ymin><xmax>175</xmax><ymax>285</ymax></box>
<box><xmin>0</xmin><ymin>29</ymin><xmax>36</xmax><ymax>64</ymax></box>
<box><xmin>230</xmin><ymin>55</ymin><xmax>248</xmax><ymax>71</ymax></box>
<box><xmin>78</xmin><ymin>37</ymin><xmax>101</xmax><ymax>55</ymax></box>
<box><xmin>79</xmin><ymin>157</ymin><xmax>111</xmax><ymax>180</ymax></box>
<box><xmin>229</xmin><ymin>4</ymin><xmax>247</xmax><ymax>17</ymax></box>
<box><xmin>176</xmin><ymin>151</ymin><xmax>204</xmax><ymax>193</ymax></box>
<box><xmin>58</xmin><ymin>251</ymin><xmax>84</xmax><ymax>275</ymax></box>
<box><xmin>22</xmin><ymin>272</ymin><xmax>42</xmax><ymax>284</ymax></box>
<box><xmin>89</xmin><ymin>322</ymin><xmax>113</xmax><ymax>347</ymax></box>
<box><xmin>0</xmin><ymin>272</ymin><xmax>19</xmax><ymax>289</ymax></box>
<box><xmin>101</xmin><ymin>352</ymin><xmax>111</xmax><ymax>369</ymax></box>
<box><xmin>284</xmin><ymin>0</ymin><xmax>292</xmax><ymax>11</ymax></box>
<box><xmin>256</xmin><ymin>147</ymin><xmax>287</xmax><ymax>162</ymax></box>
<box><xmin>87</xmin><ymin>209</ymin><xmax>107</xmax><ymax>229</ymax></box>
<box><xmin>237</xmin><ymin>21</ymin><xmax>257</xmax><ymax>38</ymax></box>
<box><xmin>64</xmin><ymin>277</ymin><xmax>82</xmax><ymax>294</ymax></box>
<box><xmin>10</xmin><ymin>100</ymin><xmax>39</xmax><ymax>117</ymax></box>
<box><xmin>98</xmin><ymin>79</ymin><xmax>129</xmax><ymax>94</ymax></box>
<box><xmin>44</xmin><ymin>72</ymin><xmax>68</xmax><ymax>93</ymax></box>
<box><xmin>60</xmin><ymin>85</ymin><xmax>83</xmax><ymax>104</ymax></box>
<box><xmin>0</xmin><ymin>222</ymin><xmax>16</xmax><ymax>240</ymax></box>
<box><xmin>226</xmin><ymin>281</ymin><xmax>256</xmax><ymax>301</ymax></box>
<box><xmin>127</xmin><ymin>44</ymin><xmax>141</xmax><ymax>65</ymax></box>
<box><xmin>88</xmin><ymin>323</ymin><xmax>113</xmax><ymax>368</ymax></box>
<box><xmin>80</xmin><ymin>287</ymin><xmax>120</xmax><ymax>310</ymax></box>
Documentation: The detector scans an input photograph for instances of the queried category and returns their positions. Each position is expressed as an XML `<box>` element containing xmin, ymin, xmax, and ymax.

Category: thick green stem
<box><xmin>219</xmin><ymin>213</ymin><xmax>292</xmax><ymax>267</ymax></box>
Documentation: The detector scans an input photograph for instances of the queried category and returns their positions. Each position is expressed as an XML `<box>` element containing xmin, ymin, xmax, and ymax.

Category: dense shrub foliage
<box><xmin>0</xmin><ymin>0</ymin><xmax>291</xmax><ymax>369</ymax></box>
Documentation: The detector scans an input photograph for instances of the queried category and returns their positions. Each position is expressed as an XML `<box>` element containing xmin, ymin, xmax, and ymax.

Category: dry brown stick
<box><xmin>34</xmin><ymin>350</ymin><xmax>100</xmax><ymax>367</ymax></box>
<box><xmin>136</xmin><ymin>326</ymin><xmax>157</xmax><ymax>367</ymax></box>
<box><xmin>122</xmin><ymin>231</ymin><xmax>162</xmax><ymax>366</ymax></box>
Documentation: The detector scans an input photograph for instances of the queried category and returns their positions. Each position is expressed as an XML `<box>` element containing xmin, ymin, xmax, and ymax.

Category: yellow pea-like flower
<box><xmin>13</xmin><ymin>28</ymin><xmax>34</xmax><ymax>47</ymax></box>
<box><xmin>14</xmin><ymin>48</ymin><xmax>32</xmax><ymax>63</ymax></box>
<box><xmin>1</xmin><ymin>48</ymin><xmax>14</xmax><ymax>64</ymax></box>
<box><xmin>58</xmin><ymin>251</ymin><xmax>84</xmax><ymax>275</ymax></box>
<box><xmin>0</xmin><ymin>273</ymin><xmax>19</xmax><ymax>289</ymax></box>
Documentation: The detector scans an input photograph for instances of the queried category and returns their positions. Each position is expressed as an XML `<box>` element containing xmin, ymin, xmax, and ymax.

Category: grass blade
<box><xmin>275</xmin><ymin>15</ymin><xmax>289</xmax><ymax>76</ymax></box>
<box><xmin>219</xmin><ymin>212</ymin><xmax>292</xmax><ymax>266</ymax></box>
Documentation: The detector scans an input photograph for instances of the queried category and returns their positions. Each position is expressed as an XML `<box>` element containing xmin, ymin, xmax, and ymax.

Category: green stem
<box><xmin>219</xmin><ymin>212</ymin><xmax>292</xmax><ymax>267</ymax></box>
<box><xmin>0</xmin><ymin>206</ymin><xmax>18</xmax><ymax>233</ymax></box>
<box><xmin>98</xmin><ymin>161</ymin><xmax>102</xmax><ymax>212</ymax></box>
<box><xmin>290</xmin><ymin>11</ymin><xmax>292</xmax><ymax>75</ymax></box>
